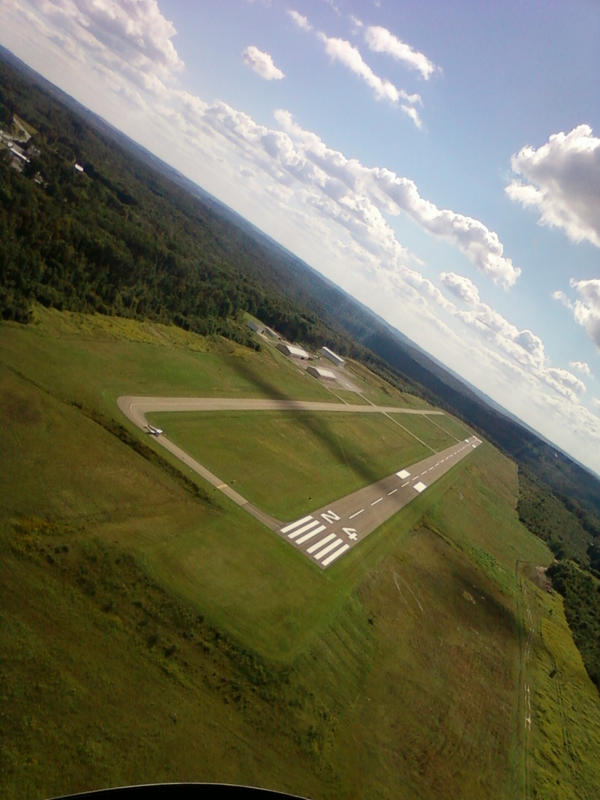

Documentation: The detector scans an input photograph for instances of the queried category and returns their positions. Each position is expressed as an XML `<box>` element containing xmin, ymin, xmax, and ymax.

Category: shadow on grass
<box><xmin>228</xmin><ymin>354</ymin><xmax>385</xmax><ymax>487</ymax></box>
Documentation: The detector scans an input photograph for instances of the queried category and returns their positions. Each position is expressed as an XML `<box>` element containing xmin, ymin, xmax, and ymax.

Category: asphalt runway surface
<box><xmin>118</xmin><ymin>395</ymin><xmax>480</xmax><ymax>569</ymax></box>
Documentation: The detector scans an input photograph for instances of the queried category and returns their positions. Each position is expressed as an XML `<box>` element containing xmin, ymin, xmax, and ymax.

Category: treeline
<box><xmin>0</xmin><ymin>55</ymin><xmax>360</xmax><ymax>358</ymax></box>
<box><xmin>517</xmin><ymin>468</ymin><xmax>600</xmax><ymax>693</ymax></box>
<box><xmin>517</xmin><ymin>467</ymin><xmax>597</xmax><ymax>564</ymax></box>
<box><xmin>547</xmin><ymin>561</ymin><xmax>600</xmax><ymax>690</ymax></box>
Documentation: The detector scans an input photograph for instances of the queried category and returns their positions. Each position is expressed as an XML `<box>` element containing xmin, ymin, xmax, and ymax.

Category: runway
<box><xmin>117</xmin><ymin>395</ymin><xmax>480</xmax><ymax>569</ymax></box>
<box><xmin>279</xmin><ymin>435</ymin><xmax>481</xmax><ymax>568</ymax></box>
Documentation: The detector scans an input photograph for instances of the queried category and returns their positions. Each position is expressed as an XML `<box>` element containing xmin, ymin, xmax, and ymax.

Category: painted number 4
<box><xmin>342</xmin><ymin>527</ymin><xmax>358</xmax><ymax>541</ymax></box>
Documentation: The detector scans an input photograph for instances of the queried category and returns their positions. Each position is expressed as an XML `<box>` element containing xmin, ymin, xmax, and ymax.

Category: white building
<box><xmin>320</xmin><ymin>346</ymin><xmax>345</xmax><ymax>367</ymax></box>
<box><xmin>307</xmin><ymin>365</ymin><xmax>336</xmax><ymax>380</ymax></box>
<box><xmin>277</xmin><ymin>342</ymin><xmax>310</xmax><ymax>359</ymax></box>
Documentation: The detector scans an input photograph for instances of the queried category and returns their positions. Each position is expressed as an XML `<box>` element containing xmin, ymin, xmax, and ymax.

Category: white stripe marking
<box><xmin>413</xmin><ymin>481</ymin><xmax>427</xmax><ymax>493</ymax></box>
<box><xmin>401</xmin><ymin>481</ymin><xmax>410</xmax><ymax>487</ymax></box>
<box><xmin>296</xmin><ymin>524</ymin><xmax>326</xmax><ymax>544</ymax></box>
<box><xmin>281</xmin><ymin>515</ymin><xmax>312</xmax><ymax>534</ymax></box>
<box><xmin>371</xmin><ymin>497</ymin><xmax>383</xmax><ymax>506</ymax></box>
<box><xmin>387</xmin><ymin>488</ymin><xmax>398</xmax><ymax>495</ymax></box>
<box><xmin>307</xmin><ymin>533</ymin><xmax>336</xmax><ymax>554</ymax></box>
<box><xmin>396</xmin><ymin>469</ymin><xmax>410</xmax><ymax>479</ymax></box>
<box><xmin>288</xmin><ymin>519</ymin><xmax>321</xmax><ymax>539</ymax></box>
<box><xmin>321</xmin><ymin>543</ymin><xmax>350</xmax><ymax>566</ymax></box>
<box><xmin>314</xmin><ymin>538</ymin><xmax>343</xmax><ymax>560</ymax></box>
<box><xmin>349</xmin><ymin>508</ymin><xmax>364</xmax><ymax>520</ymax></box>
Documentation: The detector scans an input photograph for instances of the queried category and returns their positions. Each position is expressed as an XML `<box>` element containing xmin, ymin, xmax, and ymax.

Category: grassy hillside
<box><xmin>2</xmin><ymin>309</ymin><xmax>600</xmax><ymax>799</ymax></box>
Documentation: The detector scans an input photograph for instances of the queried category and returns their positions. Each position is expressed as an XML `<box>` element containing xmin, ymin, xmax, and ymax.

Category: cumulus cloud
<box><xmin>364</xmin><ymin>25</ymin><xmax>438</xmax><ymax>79</ymax></box>
<box><xmin>317</xmin><ymin>32</ymin><xmax>422</xmax><ymax>126</ymax></box>
<box><xmin>541</xmin><ymin>367</ymin><xmax>586</xmax><ymax>400</ymax></box>
<box><xmin>287</xmin><ymin>9</ymin><xmax>311</xmax><ymax>31</ymax></box>
<box><xmin>570</xmin><ymin>278</ymin><xmax>600</xmax><ymax>348</ymax></box>
<box><xmin>269</xmin><ymin>110</ymin><xmax>519</xmax><ymax>286</ymax></box>
<box><xmin>569</xmin><ymin>360</ymin><xmax>592</xmax><ymax>376</ymax></box>
<box><xmin>554</xmin><ymin>278</ymin><xmax>600</xmax><ymax>349</ymax></box>
<box><xmin>440</xmin><ymin>272</ymin><xmax>480</xmax><ymax>305</ymax></box>
<box><xmin>242</xmin><ymin>45</ymin><xmax>285</xmax><ymax>80</ymax></box>
<box><xmin>506</xmin><ymin>124</ymin><xmax>600</xmax><ymax>248</ymax></box>
<box><xmin>30</xmin><ymin>0</ymin><xmax>183</xmax><ymax>75</ymax></box>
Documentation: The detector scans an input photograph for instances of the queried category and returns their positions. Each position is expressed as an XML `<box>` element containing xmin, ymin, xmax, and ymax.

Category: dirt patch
<box><xmin>0</xmin><ymin>388</ymin><xmax>42</xmax><ymax>424</ymax></box>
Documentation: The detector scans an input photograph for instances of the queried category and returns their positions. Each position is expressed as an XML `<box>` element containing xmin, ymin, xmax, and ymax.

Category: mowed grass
<box><xmin>519</xmin><ymin>570</ymin><xmax>600</xmax><ymax>798</ymax></box>
<box><xmin>147</xmin><ymin>410</ymin><xmax>436</xmax><ymax>519</ymax></box>
<box><xmin>425</xmin><ymin>412</ymin><xmax>473</xmax><ymax>441</ymax></box>
<box><xmin>3</xmin><ymin>308</ymin><xmax>599</xmax><ymax>799</ymax></box>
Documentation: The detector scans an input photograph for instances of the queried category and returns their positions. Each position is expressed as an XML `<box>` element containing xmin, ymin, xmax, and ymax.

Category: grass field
<box><xmin>2</xmin><ymin>308</ymin><xmax>599</xmax><ymax>800</ymax></box>
<box><xmin>146</xmin><ymin>409</ymin><xmax>459</xmax><ymax>519</ymax></box>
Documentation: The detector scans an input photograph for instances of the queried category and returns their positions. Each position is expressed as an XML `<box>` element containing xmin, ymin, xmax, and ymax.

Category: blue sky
<box><xmin>2</xmin><ymin>0</ymin><xmax>600</xmax><ymax>473</ymax></box>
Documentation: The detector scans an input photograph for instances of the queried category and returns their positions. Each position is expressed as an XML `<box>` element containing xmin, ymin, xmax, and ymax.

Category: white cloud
<box><xmin>316</xmin><ymin>32</ymin><xmax>422</xmax><ymax>126</ymax></box>
<box><xmin>554</xmin><ymin>278</ymin><xmax>600</xmax><ymax>349</ymax></box>
<box><xmin>506</xmin><ymin>124</ymin><xmax>600</xmax><ymax>248</ymax></box>
<box><xmin>570</xmin><ymin>278</ymin><xmax>600</xmax><ymax>349</ymax></box>
<box><xmin>364</xmin><ymin>25</ymin><xmax>438</xmax><ymax>80</ymax></box>
<box><xmin>30</xmin><ymin>0</ymin><xmax>183</xmax><ymax>75</ymax></box>
<box><xmin>440</xmin><ymin>272</ymin><xmax>480</xmax><ymax>305</ymax></box>
<box><xmin>287</xmin><ymin>9</ymin><xmax>311</xmax><ymax>31</ymax></box>
<box><xmin>242</xmin><ymin>45</ymin><xmax>285</xmax><ymax>80</ymax></box>
<box><xmin>541</xmin><ymin>367</ymin><xmax>586</xmax><ymax>401</ymax></box>
<box><xmin>274</xmin><ymin>111</ymin><xmax>519</xmax><ymax>286</ymax></box>
<box><xmin>569</xmin><ymin>360</ymin><xmax>592</xmax><ymax>377</ymax></box>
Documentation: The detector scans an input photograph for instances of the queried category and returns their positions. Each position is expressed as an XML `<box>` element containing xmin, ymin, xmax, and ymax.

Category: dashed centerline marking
<box><xmin>387</xmin><ymin>488</ymin><xmax>398</xmax><ymax>495</ymax></box>
<box><xmin>349</xmin><ymin>508</ymin><xmax>365</xmax><ymax>520</ymax></box>
<box><xmin>371</xmin><ymin>497</ymin><xmax>383</xmax><ymax>506</ymax></box>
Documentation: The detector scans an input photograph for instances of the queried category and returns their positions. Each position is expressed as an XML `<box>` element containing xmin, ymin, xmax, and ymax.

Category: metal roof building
<box><xmin>320</xmin><ymin>346</ymin><xmax>345</xmax><ymax>367</ymax></box>
<box><xmin>277</xmin><ymin>342</ymin><xmax>310</xmax><ymax>359</ymax></box>
<box><xmin>307</xmin><ymin>365</ymin><xmax>336</xmax><ymax>380</ymax></box>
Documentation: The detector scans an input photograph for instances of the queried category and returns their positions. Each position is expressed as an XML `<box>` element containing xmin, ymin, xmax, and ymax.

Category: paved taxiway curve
<box><xmin>117</xmin><ymin>395</ymin><xmax>479</xmax><ymax>569</ymax></box>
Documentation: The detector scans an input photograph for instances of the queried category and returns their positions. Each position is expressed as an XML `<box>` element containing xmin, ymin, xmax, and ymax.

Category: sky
<box><xmin>2</xmin><ymin>0</ymin><xmax>600</xmax><ymax>474</ymax></box>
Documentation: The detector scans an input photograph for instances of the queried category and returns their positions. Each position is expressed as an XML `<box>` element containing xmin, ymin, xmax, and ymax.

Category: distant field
<box><xmin>3</xmin><ymin>308</ymin><xmax>599</xmax><ymax>800</ymax></box>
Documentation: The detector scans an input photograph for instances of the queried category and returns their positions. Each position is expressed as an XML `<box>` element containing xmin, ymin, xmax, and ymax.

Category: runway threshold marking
<box><xmin>307</xmin><ymin>533</ymin><xmax>336</xmax><ymax>554</ymax></box>
<box><xmin>288</xmin><ymin>519</ymin><xmax>322</xmax><ymax>539</ymax></box>
<box><xmin>322</xmin><ymin>544</ymin><xmax>349</xmax><ymax>566</ymax></box>
<box><xmin>314</xmin><ymin>537</ymin><xmax>343</xmax><ymax>560</ymax></box>
<box><xmin>281</xmin><ymin>515</ymin><xmax>313</xmax><ymax>534</ymax></box>
<box><xmin>296</xmin><ymin>524</ymin><xmax>326</xmax><ymax>544</ymax></box>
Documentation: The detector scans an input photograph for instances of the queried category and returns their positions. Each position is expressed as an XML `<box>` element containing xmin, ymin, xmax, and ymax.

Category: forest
<box><xmin>1</xmin><ymin>48</ymin><xmax>599</xmax><ymax>693</ymax></box>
